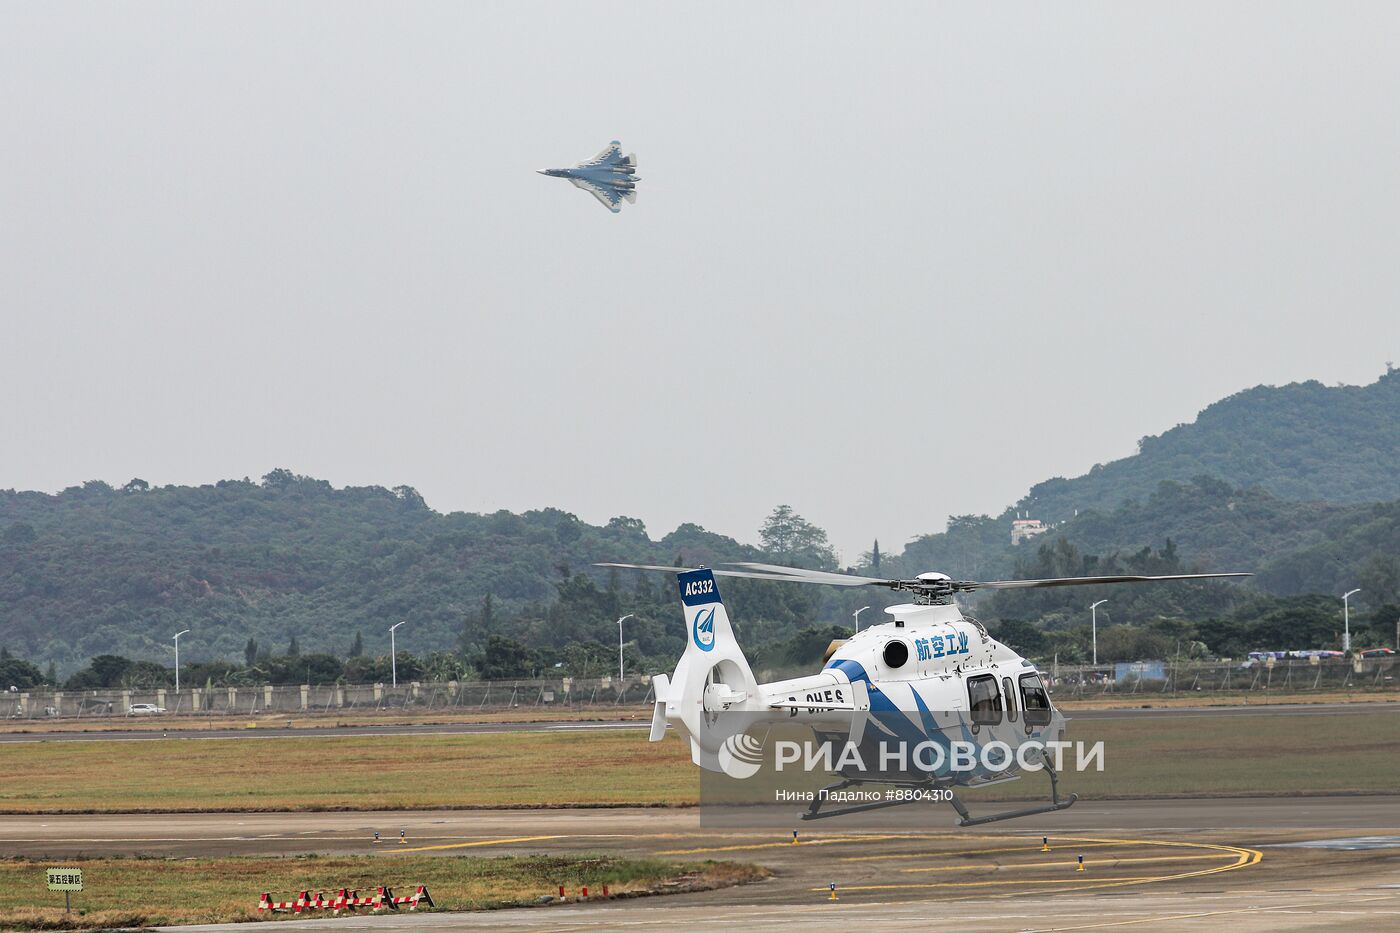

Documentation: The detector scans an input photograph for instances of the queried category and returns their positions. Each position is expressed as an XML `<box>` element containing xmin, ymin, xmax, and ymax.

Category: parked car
<box><xmin>127</xmin><ymin>703</ymin><xmax>166</xmax><ymax>715</ymax></box>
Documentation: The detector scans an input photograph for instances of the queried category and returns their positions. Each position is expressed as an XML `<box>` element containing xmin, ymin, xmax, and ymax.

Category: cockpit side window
<box><xmin>967</xmin><ymin>674</ymin><xmax>1001</xmax><ymax>725</ymax></box>
<box><xmin>1019</xmin><ymin>672</ymin><xmax>1052</xmax><ymax>726</ymax></box>
<box><xmin>1002</xmin><ymin>676</ymin><xmax>1018</xmax><ymax>723</ymax></box>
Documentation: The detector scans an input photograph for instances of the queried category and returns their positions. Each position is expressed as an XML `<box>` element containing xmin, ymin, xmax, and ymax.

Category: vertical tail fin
<box><xmin>654</xmin><ymin>569</ymin><xmax>761</xmax><ymax>773</ymax></box>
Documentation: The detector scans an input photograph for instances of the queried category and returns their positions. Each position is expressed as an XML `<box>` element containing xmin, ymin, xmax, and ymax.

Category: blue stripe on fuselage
<box><xmin>827</xmin><ymin>658</ymin><xmax>869</xmax><ymax>683</ymax></box>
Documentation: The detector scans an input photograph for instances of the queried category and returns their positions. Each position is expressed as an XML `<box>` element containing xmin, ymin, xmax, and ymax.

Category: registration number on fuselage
<box><xmin>786</xmin><ymin>687</ymin><xmax>847</xmax><ymax>716</ymax></box>
<box><xmin>683</xmin><ymin>579</ymin><xmax>715</xmax><ymax>598</ymax></box>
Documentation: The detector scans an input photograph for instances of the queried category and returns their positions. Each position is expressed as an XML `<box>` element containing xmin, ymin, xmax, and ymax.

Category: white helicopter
<box><xmin>599</xmin><ymin>561</ymin><xmax>1248</xmax><ymax>825</ymax></box>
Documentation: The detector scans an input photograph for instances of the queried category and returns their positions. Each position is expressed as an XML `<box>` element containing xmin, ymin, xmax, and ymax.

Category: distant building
<box><xmin>1011</xmin><ymin>518</ymin><xmax>1049</xmax><ymax>545</ymax></box>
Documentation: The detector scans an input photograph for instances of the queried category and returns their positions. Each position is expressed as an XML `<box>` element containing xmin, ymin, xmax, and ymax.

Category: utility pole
<box><xmin>1342</xmin><ymin>589</ymin><xmax>1360</xmax><ymax>654</ymax></box>
<box><xmin>172</xmin><ymin>630</ymin><xmax>190</xmax><ymax>696</ymax></box>
<box><xmin>616</xmin><ymin>614</ymin><xmax>634</xmax><ymax>683</ymax></box>
<box><xmin>853</xmin><ymin>606</ymin><xmax>870</xmax><ymax>633</ymax></box>
<box><xmin>389</xmin><ymin>621</ymin><xmax>407</xmax><ymax>687</ymax></box>
<box><xmin>1090</xmin><ymin>600</ymin><xmax>1108</xmax><ymax>666</ymax></box>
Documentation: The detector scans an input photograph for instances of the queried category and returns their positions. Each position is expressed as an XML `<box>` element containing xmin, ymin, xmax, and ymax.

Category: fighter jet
<box><xmin>538</xmin><ymin>141</ymin><xmax>639</xmax><ymax>213</ymax></box>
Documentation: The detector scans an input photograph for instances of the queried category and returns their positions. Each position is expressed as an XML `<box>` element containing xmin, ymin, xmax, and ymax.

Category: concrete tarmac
<box><xmin>6</xmin><ymin>799</ymin><xmax>1400</xmax><ymax>932</ymax></box>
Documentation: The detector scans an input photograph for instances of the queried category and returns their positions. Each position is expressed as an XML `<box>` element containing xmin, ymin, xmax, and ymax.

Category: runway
<box><xmin>7</xmin><ymin>798</ymin><xmax>1400</xmax><ymax>932</ymax></box>
<box><xmin>1</xmin><ymin>700</ymin><xmax>1393</xmax><ymax>744</ymax></box>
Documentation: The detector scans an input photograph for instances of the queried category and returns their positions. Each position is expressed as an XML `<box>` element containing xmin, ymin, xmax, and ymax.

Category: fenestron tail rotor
<box><xmin>596</xmin><ymin>561</ymin><xmax>1250</xmax><ymax>604</ymax></box>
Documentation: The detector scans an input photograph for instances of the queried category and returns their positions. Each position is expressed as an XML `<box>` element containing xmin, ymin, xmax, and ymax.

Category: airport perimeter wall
<box><xmin>0</xmin><ymin>657</ymin><xmax>1394</xmax><ymax>720</ymax></box>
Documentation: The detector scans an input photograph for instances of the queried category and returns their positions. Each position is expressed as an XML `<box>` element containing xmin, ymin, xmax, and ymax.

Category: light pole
<box><xmin>389</xmin><ymin>621</ymin><xmax>407</xmax><ymax>687</ymax></box>
<box><xmin>172</xmin><ymin>630</ymin><xmax>190</xmax><ymax>696</ymax></box>
<box><xmin>853</xmin><ymin>606</ymin><xmax>870</xmax><ymax>633</ymax></box>
<box><xmin>1342</xmin><ymin>589</ymin><xmax>1361</xmax><ymax>654</ymax></box>
<box><xmin>616</xmin><ymin>614</ymin><xmax>634</xmax><ymax>683</ymax></box>
<box><xmin>1089</xmin><ymin>600</ymin><xmax>1108</xmax><ymax>666</ymax></box>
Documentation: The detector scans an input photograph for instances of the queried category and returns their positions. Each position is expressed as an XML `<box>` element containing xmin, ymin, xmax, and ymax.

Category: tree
<box><xmin>287</xmin><ymin>636</ymin><xmax>300</xmax><ymax>657</ymax></box>
<box><xmin>871</xmin><ymin>539</ymin><xmax>881</xmax><ymax>574</ymax></box>
<box><xmin>480</xmin><ymin>636</ymin><xmax>535</xmax><ymax>680</ymax></box>
<box><xmin>244</xmin><ymin>638</ymin><xmax>258</xmax><ymax>667</ymax></box>
<box><xmin>481</xmin><ymin>593</ymin><xmax>496</xmax><ymax>637</ymax></box>
<box><xmin>64</xmin><ymin>655</ymin><xmax>135</xmax><ymax>689</ymax></box>
<box><xmin>2</xmin><ymin>523</ymin><xmax>37</xmax><ymax>545</ymax></box>
<box><xmin>992</xmin><ymin>619</ymin><xmax>1047</xmax><ymax>656</ymax></box>
<box><xmin>759</xmin><ymin>505</ymin><xmax>837</xmax><ymax>569</ymax></box>
<box><xmin>348</xmin><ymin>631</ymin><xmax>364</xmax><ymax>658</ymax></box>
<box><xmin>0</xmin><ymin>656</ymin><xmax>45</xmax><ymax>690</ymax></box>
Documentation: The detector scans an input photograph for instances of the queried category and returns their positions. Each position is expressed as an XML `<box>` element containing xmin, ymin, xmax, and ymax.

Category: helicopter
<box><xmin>598</xmin><ymin>561</ymin><xmax>1249</xmax><ymax>825</ymax></box>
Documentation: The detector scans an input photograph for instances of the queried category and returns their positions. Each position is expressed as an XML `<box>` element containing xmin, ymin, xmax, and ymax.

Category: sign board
<box><xmin>47</xmin><ymin>868</ymin><xmax>83</xmax><ymax>891</ymax></box>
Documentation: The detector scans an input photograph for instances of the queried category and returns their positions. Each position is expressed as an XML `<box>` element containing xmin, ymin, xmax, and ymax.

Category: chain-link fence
<box><xmin>0</xmin><ymin>675</ymin><xmax>659</xmax><ymax>721</ymax></box>
<box><xmin>1</xmin><ymin>656</ymin><xmax>1394</xmax><ymax>720</ymax></box>
<box><xmin>1045</xmin><ymin>656</ymin><xmax>1398</xmax><ymax>698</ymax></box>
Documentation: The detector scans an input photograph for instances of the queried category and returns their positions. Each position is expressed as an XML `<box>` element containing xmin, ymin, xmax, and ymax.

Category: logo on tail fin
<box><xmin>692</xmin><ymin>606</ymin><xmax>716</xmax><ymax>651</ymax></box>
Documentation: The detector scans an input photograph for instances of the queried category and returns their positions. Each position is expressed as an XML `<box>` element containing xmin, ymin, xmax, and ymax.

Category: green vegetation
<box><xmin>0</xmin><ymin>854</ymin><xmax>763</xmax><ymax>930</ymax></box>
<box><xmin>0</xmin><ymin>481</ymin><xmax>842</xmax><ymax>675</ymax></box>
<box><xmin>2</xmin><ymin>371</ymin><xmax>1399</xmax><ymax>674</ymax></box>
<box><xmin>1016</xmin><ymin>368</ymin><xmax>1400</xmax><ymax>521</ymax></box>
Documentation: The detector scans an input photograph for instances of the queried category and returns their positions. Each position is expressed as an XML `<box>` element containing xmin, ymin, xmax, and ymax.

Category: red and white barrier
<box><xmin>258</xmin><ymin>885</ymin><xmax>433</xmax><ymax>913</ymax></box>
<box><xmin>389</xmin><ymin>884</ymin><xmax>436</xmax><ymax>910</ymax></box>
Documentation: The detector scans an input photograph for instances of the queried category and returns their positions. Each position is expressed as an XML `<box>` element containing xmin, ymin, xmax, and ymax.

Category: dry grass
<box><xmin>968</xmin><ymin>708</ymin><xmax>1400</xmax><ymax>800</ymax></box>
<box><xmin>2</xmin><ymin>710</ymin><xmax>1396</xmax><ymax>814</ymax></box>
<box><xmin>0</xmin><ymin>854</ymin><xmax>767</xmax><ymax>929</ymax></box>
<box><xmin>0</xmin><ymin>731</ymin><xmax>696</xmax><ymax>813</ymax></box>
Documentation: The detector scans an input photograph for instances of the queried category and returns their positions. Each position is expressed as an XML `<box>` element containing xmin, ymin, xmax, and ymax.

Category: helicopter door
<box><xmin>966</xmin><ymin>674</ymin><xmax>1002</xmax><ymax>733</ymax></box>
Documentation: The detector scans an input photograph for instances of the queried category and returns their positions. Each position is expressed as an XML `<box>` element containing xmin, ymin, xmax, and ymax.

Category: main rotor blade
<box><xmin>967</xmin><ymin>572</ymin><xmax>1252</xmax><ymax>591</ymax></box>
<box><xmin>595</xmin><ymin>561</ymin><xmax>859</xmax><ymax>583</ymax></box>
<box><xmin>726</xmin><ymin>562</ymin><xmax>895</xmax><ymax>587</ymax></box>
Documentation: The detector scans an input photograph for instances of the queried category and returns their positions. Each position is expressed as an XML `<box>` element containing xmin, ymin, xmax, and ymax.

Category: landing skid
<box><xmin>800</xmin><ymin>764</ymin><xmax>1077</xmax><ymax>826</ymax></box>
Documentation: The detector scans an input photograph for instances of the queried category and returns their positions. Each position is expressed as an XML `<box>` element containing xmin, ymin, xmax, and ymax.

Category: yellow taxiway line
<box><xmin>815</xmin><ymin>835</ymin><xmax>1262</xmax><ymax>895</ymax></box>
<box><xmin>391</xmin><ymin>834</ymin><xmax>564</xmax><ymax>853</ymax></box>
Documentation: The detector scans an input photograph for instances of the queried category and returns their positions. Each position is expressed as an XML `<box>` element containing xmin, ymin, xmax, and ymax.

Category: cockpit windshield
<box><xmin>1019</xmin><ymin>672</ymin><xmax>1052</xmax><ymax>726</ymax></box>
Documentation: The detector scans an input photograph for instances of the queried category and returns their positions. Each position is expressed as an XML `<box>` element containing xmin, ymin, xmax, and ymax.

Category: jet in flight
<box><xmin>538</xmin><ymin>141</ymin><xmax>639</xmax><ymax>213</ymax></box>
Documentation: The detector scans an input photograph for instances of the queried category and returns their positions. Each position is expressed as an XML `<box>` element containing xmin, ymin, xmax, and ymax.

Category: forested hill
<box><xmin>0</xmin><ymin>473</ymin><xmax>852</xmax><ymax>671</ymax></box>
<box><xmin>5</xmin><ymin>371</ymin><xmax>1400</xmax><ymax>674</ymax></box>
<box><xmin>1016</xmin><ymin>369</ymin><xmax>1400</xmax><ymax>522</ymax></box>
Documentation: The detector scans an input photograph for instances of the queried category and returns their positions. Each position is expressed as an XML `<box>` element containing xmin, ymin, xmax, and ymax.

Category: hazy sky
<box><xmin>3</xmin><ymin>3</ymin><xmax>1398</xmax><ymax>562</ymax></box>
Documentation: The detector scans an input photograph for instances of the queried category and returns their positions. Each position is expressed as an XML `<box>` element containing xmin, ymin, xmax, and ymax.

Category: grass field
<box><xmin>0</xmin><ymin>731</ymin><xmax>695</xmax><ymax>812</ymax></box>
<box><xmin>0</xmin><ymin>854</ymin><xmax>763</xmax><ymax>930</ymax></box>
<box><xmin>937</xmin><ymin>707</ymin><xmax>1400</xmax><ymax>801</ymax></box>
<box><xmin>1</xmin><ymin>711</ymin><xmax>1397</xmax><ymax>813</ymax></box>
